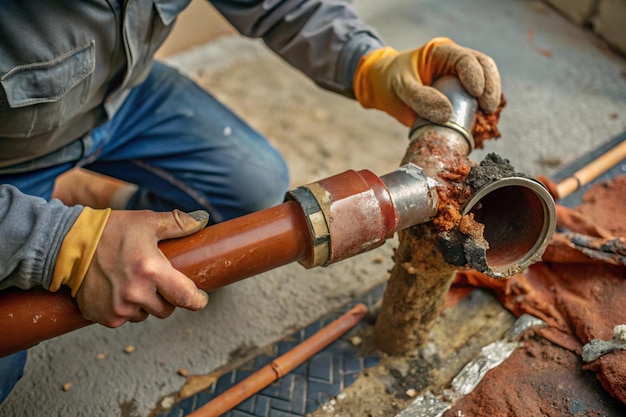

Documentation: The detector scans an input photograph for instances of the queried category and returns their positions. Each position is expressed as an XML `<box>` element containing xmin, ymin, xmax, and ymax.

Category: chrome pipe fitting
<box><xmin>380</xmin><ymin>163</ymin><xmax>439</xmax><ymax>232</ymax></box>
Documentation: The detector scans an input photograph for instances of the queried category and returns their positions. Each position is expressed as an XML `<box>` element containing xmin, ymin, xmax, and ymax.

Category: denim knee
<box><xmin>229</xmin><ymin>148</ymin><xmax>291</xmax><ymax>215</ymax></box>
<box><xmin>0</xmin><ymin>350</ymin><xmax>27</xmax><ymax>403</ymax></box>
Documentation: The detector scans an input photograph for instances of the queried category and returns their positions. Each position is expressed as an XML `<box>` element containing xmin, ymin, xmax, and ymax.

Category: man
<box><xmin>0</xmin><ymin>0</ymin><xmax>501</xmax><ymax>402</ymax></box>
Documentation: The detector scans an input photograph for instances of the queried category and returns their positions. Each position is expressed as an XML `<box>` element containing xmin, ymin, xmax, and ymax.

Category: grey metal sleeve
<box><xmin>0</xmin><ymin>185</ymin><xmax>83</xmax><ymax>291</ymax></box>
<box><xmin>209</xmin><ymin>0</ymin><xmax>385</xmax><ymax>97</ymax></box>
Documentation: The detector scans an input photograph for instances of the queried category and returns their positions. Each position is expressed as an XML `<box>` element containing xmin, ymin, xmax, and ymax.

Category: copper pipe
<box><xmin>555</xmin><ymin>139</ymin><xmax>626</xmax><ymax>199</ymax></box>
<box><xmin>0</xmin><ymin>167</ymin><xmax>437</xmax><ymax>358</ymax></box>
<box><xmin>187</xmin><ymin>303</ymin><xmax>368</xmax><ymax>417</ymax></box>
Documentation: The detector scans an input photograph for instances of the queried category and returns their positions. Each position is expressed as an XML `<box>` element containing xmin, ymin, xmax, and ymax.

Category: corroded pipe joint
<box><xmin>409</xmin><ymin>75</ymin><xmax>478</xmax><ymax>154</ymax></box>
<box><xmin>287</xmin><ymin>164</ymin><xmax>438</xmax><ymax>268</ymax></box>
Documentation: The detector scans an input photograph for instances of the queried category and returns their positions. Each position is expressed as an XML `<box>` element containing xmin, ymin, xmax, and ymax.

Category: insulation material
<box><xmin>442</xmin><ymin>336</ymin><xmax>625</xmax><ymax>417</ymax></box>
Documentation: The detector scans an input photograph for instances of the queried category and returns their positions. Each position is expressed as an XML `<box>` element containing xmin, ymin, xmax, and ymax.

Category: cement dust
<box><xmin>310</xmin><ymin>289</ymin><xmax>514</xmax><ymax>417</ymax></box>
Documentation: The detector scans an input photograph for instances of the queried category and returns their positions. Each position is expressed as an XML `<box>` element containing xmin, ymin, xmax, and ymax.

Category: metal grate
<box><xmin>156</xmin><ymin>284</ymin><xmax>384</xmax><ymax>417</ymax></box>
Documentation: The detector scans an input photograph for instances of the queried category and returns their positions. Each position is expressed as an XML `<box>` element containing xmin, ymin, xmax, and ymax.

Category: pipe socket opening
<box><xmin>462</xmin><ymin>177</ymin><xmax>556</xmax><ymax>278</ymax></box>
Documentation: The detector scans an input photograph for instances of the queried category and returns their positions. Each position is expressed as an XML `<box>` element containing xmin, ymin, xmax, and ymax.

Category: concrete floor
<box><xmin>1</xmin><ymin>1</ymin><xmax>625</xmax><ymax>416</ymax></box>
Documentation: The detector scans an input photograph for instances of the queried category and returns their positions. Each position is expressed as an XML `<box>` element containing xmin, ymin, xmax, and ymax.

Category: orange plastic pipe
<box><xmin>0</xmin><ymin>201</ymin><xmax>312</xmax><ymax>357</ymax></box>
<box><xmin>162</xmin><ymin>200</ymin><xmax>312</xmax><ymax>292</ymax></box>
<box><xmin>187</xmin><ymin>303</ymin><xmax>368</xmax><ymax>417</ymax></box>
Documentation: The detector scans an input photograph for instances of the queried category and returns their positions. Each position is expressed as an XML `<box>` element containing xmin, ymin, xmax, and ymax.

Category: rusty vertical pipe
<box><xmin>374</xmin><ymin>77</ymin><xmax>556</xmax><ymax>355</ymax></box>
<box><xmin>0</xmin><ymin>166</ymin><xmax>438</xmax><ymax>358</ymax></box>
<box><xmin>375</xmin><ymin>76</ymin><xmax>486</xmax><ymax>354</ymax></box>
<box><xmin>374</xmin><ymin>130</ymin><xmax>472</xmax><ymax>354</ymax></box>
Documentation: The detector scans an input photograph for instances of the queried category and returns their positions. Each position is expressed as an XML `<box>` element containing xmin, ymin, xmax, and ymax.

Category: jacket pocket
<box><xmin>0</xmin><ymin>41</ymin><xmax>95</xmax><ymax>137</ymax></box>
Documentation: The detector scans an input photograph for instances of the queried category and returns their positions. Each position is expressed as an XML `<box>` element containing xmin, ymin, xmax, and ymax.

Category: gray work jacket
<box><xmin>0</xmin><ymin>0</ymin><xmax>384</xmax><ymax>290</ymax></box>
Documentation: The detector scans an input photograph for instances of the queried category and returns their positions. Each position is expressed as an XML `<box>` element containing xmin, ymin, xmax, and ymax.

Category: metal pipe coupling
<box><xmin>286</xmin><ymin>164</ymin><xmax>438</xmax><ymax>268</ymax></box>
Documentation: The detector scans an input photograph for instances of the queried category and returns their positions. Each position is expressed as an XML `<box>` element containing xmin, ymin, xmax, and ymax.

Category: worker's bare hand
<box><xmin>75</xmin><ymin>209</ymin><xmax>210</xmax><ymax>328</ymax></box>
<box><xmin>354</xmin><ymin>37</ymin><xmax>501</xmax><ymax>127</ymax></box>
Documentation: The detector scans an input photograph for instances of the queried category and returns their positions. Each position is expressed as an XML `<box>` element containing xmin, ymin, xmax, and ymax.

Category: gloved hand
<box><xmin>50</xmin><ymin>208</ymin><xmax>210</xmax><ymax>328</ymax></box>
<box><xmin>353</xmin><ymin>37</ymin><xmax>501</xmax><ymax>127</ymax></box>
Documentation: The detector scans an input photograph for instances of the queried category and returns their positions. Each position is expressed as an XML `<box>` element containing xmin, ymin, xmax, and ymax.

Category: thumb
<box><xmin>155</xmin><ymin>209</ymin><xmax>210</xmax><ymax>240</ymax></box>
<box><xmin>398</xmin><ymin>83</ymin><xmax>453</xmax><ymax>125</ymax></box>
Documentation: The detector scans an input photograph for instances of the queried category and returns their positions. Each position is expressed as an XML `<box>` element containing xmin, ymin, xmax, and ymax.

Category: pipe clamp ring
<box><xmin>409</xmin><ymin>119</ymin><xmax>475</xmax><ymax>151</ymax></box>
<box><xmin>285</xmin><ymin>187</ymin><xmax>330</xmax><ymax>267</ymax></box>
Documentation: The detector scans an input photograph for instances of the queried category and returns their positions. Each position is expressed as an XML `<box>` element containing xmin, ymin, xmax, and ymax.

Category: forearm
<box><xmin>0</xmin><ymin>185</ymin><xmax>82</xmax><ymax>290</ymax></box>
<box><xmin>210</xmin><ymin>0</ymin><xmax>384</xmax><ymax>97</ymax></box>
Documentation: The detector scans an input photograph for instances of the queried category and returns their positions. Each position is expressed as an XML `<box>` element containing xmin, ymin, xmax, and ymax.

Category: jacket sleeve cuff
<box><xmin>50</xmin><ymin>207</ymin><xmax>112</xmax><ymax>296</ymax></box>
<box><xmin>333</xmin><ymin>32</ymin><xmax>385</xmax><ymax>99</ymax></box>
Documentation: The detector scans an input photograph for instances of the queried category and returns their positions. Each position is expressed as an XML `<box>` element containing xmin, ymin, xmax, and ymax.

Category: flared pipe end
<box><xmin>461</xmin><ymin>177</ymin><xmax>557</xmax><ymax>278</ymax></box>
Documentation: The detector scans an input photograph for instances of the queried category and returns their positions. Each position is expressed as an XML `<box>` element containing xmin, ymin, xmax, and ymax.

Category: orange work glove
<box><xmin>51</xmin><ymin>208</ymin><xmax>210</xmax><ymax>327</ymax></box>
<box><xmin>353</xmin><ymin>37</ymin><xmax>501</xmax><ymax>127</ymax></box>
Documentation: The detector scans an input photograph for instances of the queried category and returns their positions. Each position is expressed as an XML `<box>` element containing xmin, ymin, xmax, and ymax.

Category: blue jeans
<box><xmin>0</xmin><ymin>61</ymin><xmax>290</xmax><ymax>400</ymax></box>
<box><xmin>0</xmin><ymin>351</ymin><xmax>27</xmax><ymax>403</ymax></box>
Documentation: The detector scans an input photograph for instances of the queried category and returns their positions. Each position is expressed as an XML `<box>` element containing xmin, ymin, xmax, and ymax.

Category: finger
<box><xmin>128</xmin><ymin>309</ymin><xmax>150</xmax><ymax>323</ymax></box>
<box><xmin>155</xmin><ymin>209</ymin><xmax>210</xmax><ymax>241</ymax></box>
<box><xmin>79</xmin><ymin>306</ymin><xmax>127</xmax><ymax>328</ymax></box>
<box><xmin>140</xmin><ymin>292</ymin><xmax>177</xmax><ymax>319</ymax></box>
<box><xmin>76</xmin><ymin>287</ymin><xmax>127</xmax><ymax>328</ymax></box>
<box><xmin>397</xmin><ymin>81</ymin><xmax>452</xmax><ymax>125</ymax></box>
<box><xmin>157</xmin><ymin>269</ymin><xmax>209</xmax><ymax>311</ymax></box>
<box><xmin>473</xmin><ymin>52</ymin><xmax>502</xmax><ymax>114</ymax></box>
<box><xmin>454</xmin><ymin>52</ymin><xmax>485</xmax><ymax>98</ymax></box>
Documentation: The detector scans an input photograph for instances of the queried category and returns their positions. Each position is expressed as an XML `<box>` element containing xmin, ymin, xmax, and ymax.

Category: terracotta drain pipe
<box><xmin>374</xmin><ymin>76</ymin><xmax>556</xmax><ymax>355</ymax></box>
<box><xmin>0</xmin><ymin>164</ymin><xmax>438</xmax><ymax>358</ymax></box>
